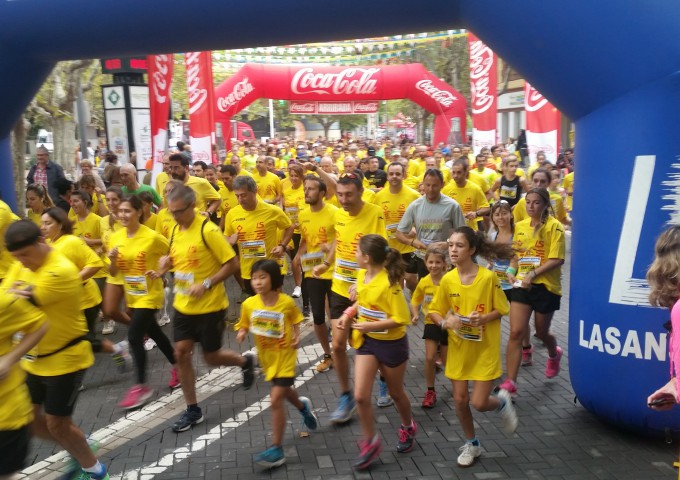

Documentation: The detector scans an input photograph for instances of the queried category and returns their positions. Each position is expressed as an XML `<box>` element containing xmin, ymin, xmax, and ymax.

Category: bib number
<box><xmin>174</xmin><ymin>271</ymin><xmax>194</xmax><ymax>295</ymax></box>
<box><xmin>301</xmin><ymin>251</ymin><xmax>324</xmax><ymax>272</ymax></box>
<box><xmin>517</xmin><ymin>256</ymin><xmax>541</xmax><ymax>280</ymax></box>
<box><xmin>333</xmin><ymin>259</ymin><xmax>359</xmax><ymax>283</ymax></box>
<box><xmin>124</xmin><ymin>275</ymin><xmax>148</xmax><ymax>296</ymax></box>
<box><xmin>240</xmin><ymin>240</ymin><xmax>266</xmax><ymax>259</ymax></box>
<box><xmin>386</xmin><ymin>223</ymin><xmax>399</xmax><ymax>240</ymax></box>
<box><xmin>250</xmin><ymin>309</ymin><xmax>285</xmax><ymax>339</ymax></box>
<box><xmin>500</xmin><ymin>184</ymin><xmax>517</xmax><ymax>199</ymax></box>
<box><xmin>455</xmin><ymin>315</ymin><xmax>483</xmax><ymax>342</ymax></box>
<box><xmin>357</xmin><ymin>306</ymin><xmax>387</xmax><ymax>334</ymax></box>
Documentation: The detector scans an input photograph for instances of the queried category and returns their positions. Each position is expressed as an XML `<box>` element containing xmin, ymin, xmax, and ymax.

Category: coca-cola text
<box><xmin>291</xmin><ymin>67</ymin><xmax>380</xmax><ymax>95</ymax></box>
<box><xmin>415</xmin><ymin>79</ymin><xmax>457</xmax><ymax>107</ymax></box>
<box><xmin>217</xmin><ymin>78</ymin><xmax>255</xmax><ymax>112</ymax></box>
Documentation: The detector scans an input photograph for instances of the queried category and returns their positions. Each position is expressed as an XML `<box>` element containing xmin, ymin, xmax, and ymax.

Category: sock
<box><xmin>188</xmin><ymin>404</ymin><xmax>200</xmax><ymax>412</ymax></box>
<box><xmin>466</xmin><ymin>437</ymin><xmax>480</xmax><ymax>446</ymax></box>
<box><xmin>83</xmin><ymin>461</ymin><xmax>105</xmax><ymax>474</ymax></box>
<box><xmin>427</xmin><ymin>387</ymin><xmax>435</xmax><ymax>391</ymax></box>
<box><xmin>522</xmin><ymin>345</ymin><xmax>532</xmax><ymax>350</ymax></box>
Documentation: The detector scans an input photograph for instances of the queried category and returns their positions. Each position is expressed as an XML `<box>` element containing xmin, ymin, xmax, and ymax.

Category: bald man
<box><xmin>120</xmin><ymin>163</ymin><xmax>162</xmax><ymax>206</ymax></box>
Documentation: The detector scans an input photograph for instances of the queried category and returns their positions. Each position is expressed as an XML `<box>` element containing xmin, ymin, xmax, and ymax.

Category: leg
<box><xmin>127</xmin><ymin>309</ymin><xmax>149</xmax><ymax>385</ymax></box>
<box><xmin>308</xmin><ymin>279</ymin><xmax>331</xmax><ymax>356</ymax></box>
<box><xmin>143</xmin><ymin>309</ymin><xmax>176</xmax><ymax>365</ymax></box>
<box><xmin>534</xmin><ymin>310</ymin><xmax>558</xmax><ymax>356</ymax></box>
<box><xmin>175</xmin><ymin>339</ymin><xmax>197</xmax><ymax>405</ymax></box>
<box><xmin>452</xmin><ymin>380</ymin><xmax>475</xmax><ymax>440</ymax></box>
<box><xmin>102</xmin><ymin>283</ymin><xmax>130</xmax><ymax>324</ymax></box>
<box><xmin>423</xmin><ymin>339</ymin><xmax>438</xmax><ymax>388</ymax></box>
<box><xmin>469</xmin><ymin>380</ymin><xmax>500</xmax><ymax>413</ymax></box>
<box><xmin>270</xmin><ymin>386</ymin><xmax>289</xmax><ymax>446</ymax></box>
<box><xmin>83</xmin><ymin>305</ymin><xmax>103</xmax><ymax>353</ymax></box>
<box><xmin>45</xmin><ymin>415</ymin><xmax>97</xmax><ymax>469</ymax></box>
<box><xmin>381</xmin><ymin>361</ymin><xmax>412</xmax><ymax>427</ymax></box>
<box><xmin>505</xmin><ymin>301</ymin><xmax>533</xmax><ymax>382</ymax></box>
<box><xmin>330</xmin><ymin>317</ymin><xmax>351</xmax><ymax>392</ymax></box>
<box><xmin>353</xmin><ymin>354</ymin><xmax>380</xmax><ymax>438</ymax></box>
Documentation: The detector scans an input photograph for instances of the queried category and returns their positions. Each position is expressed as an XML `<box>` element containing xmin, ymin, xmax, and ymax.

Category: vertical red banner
<box><xmin>524</xmin><ymin>82</ymin><xmax>560</xmax><ymax>164</ymax></box>
<box><xmin>185</xmin><ymin>51</ymin><xmax>215</xmax><ymax>164</ymax></box>
<box><xmin>147</xmin><ymin>54</ymin><xmax>173</xmax><ymax>180</ymax></box>
<box><xmin>468</xmin><ymin>33</ymin><xmax>497</xmax><ymax>154</ymax></box>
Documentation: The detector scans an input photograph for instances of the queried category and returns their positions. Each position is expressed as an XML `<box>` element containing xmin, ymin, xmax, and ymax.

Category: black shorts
<box><xmin>422</xmin><ymin>323</ymin><xmax>449</xmax><ymax>346</ymax></box>
<box><xmin>511</xmin><ymin>283</ymin><xmax>561</xmax><ymax>314</ymax></box>
<box><xmin>173</xmin><ymin>309</ymin><xmax>226</xmax><ymax>353</ymax></box>
<box><xmin>329</xmin><ymin>290</ymin><xmax>352</xmax><ymax>319</ymax></box>
<box><xmin>26</xmin><ymin>369</ymin><xmax>87</xmax><ymax>417</ymax></box>
<box><xmin>503</xmin><ymin>289</ymin><xmax>513</xmax><ymax>303</ymax></box>
<box><xmin>306</xmin><ymin>278</ymin><xmax>332</xmax><ymax>325</ymax></box>
<box><xmin>0</xmin><ymin>426</ymin><xmax>29</xmax><ymax>475</ymax></box>
<box><xmin>401</xmin><ymin>253</ymin><xmax>419</xmax><ymax>274</ymax></box>
<box><xmin>272</xmin><ymin>377</ymin><xmax>295</xmax><ymax>387</ymax></box>
<box><xmin>356</xmin><ymin>335</ymin><xmax>409</xmax><ymax>368</ymax></box>
<box><xmin>414</xmin><ymin>255</ymin><xmax>429</xmax><ymax>279</ymax></box>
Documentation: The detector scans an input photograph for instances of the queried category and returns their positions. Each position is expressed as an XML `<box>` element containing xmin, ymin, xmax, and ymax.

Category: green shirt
<box><xmin>122</xmin><ymin>184</ymin><xmax>162</xmax><ymax>207</ymax></box>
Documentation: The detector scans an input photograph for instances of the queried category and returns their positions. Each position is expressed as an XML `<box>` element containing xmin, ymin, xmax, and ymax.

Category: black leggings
<box><xmin>288</xmin><ymin>233</ymin><xmax>309</xmax><ymax>307</ymax></box>
<box><xmin>84</xmin><ymin>304</ymin><xmax>103</xmax><ymax>353</ymax></box>
<box><xmin>306</xmin><ymin>278</ymin><xmax>332</xmax><ymax>325</ymax></box>
<box><xmin>128</xmin><ymin>308</ymin><xmax>175</xmax><ymax>384</ymax></box>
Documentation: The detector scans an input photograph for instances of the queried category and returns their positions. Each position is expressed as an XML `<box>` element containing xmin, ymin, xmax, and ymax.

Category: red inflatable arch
<box><xmin>214</xmin><ymin>63</ymin><xmax>466</xmax><ymax>145</ymax></box>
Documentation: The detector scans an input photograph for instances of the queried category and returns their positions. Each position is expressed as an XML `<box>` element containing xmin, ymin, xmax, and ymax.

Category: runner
<box><xmin>155</xmin><ymin>180</ymin><xmax>184</xmax><ymax>239</ymax></box>
<box><xmin>3</xmin><ymin>220</ymin><xmax>108</xmax><ymax>480</ymax></box>
<box><xmin>138</xmin><ymin>191</ymin><xmax>158</xmax><ymax>229</ymax></box>
<box><xmin>159</xmin><ymin>185</ymin><xmax>253</xmax><ymax>432</ymax></box>
<box><xmin>108</xmin><ymin>195</ymin><xmax>178</xmax><ymax>409</ymax></box>
<box><xmin>253</xmin><ymin>155</ymin><xmax>282</xmax><ymax>205</ymax></box>
<box><xmin>236</xmin><ymin>259</ymin><xmax>318</xmax><ymax>469</ymax></box>
<box><xmin>499</xmin><ymin>188</ymin><xmax>566</xmax><ymax>396</ymax></box>
<box><xmin>77</xmin><ymin>174</ymin><xmax>108</xmax><ymax>217</ymax></box>
<box><xmin>167</xmin><ymin>153</ymin><xmax>221</xmax><ymax>218</ymax></box>
<box><xmin>442</xmin><ymin>159</ymin><xmax>490</xmax><ymax>231</ymax></box>
<box><xmin>280</xmin><ymin>164</ymin><xmax>306</xmax><ymax>304</ymax></box>
<box><xmin>490</xmin><ymin>155</ymin><xmax>528</xmax><ymax>208</ymax></box>
<box><xmin>428</xmin><ymin>227</ymin><xmax>518</xmax><ymax>468</ymax></box>
<box><xmin>512</xmin><ymin>168</ymin><xmax>569</xmax><ymax>226</ymax></box>
<box><xmin>336</xmin><ymin>234</ymin><xmax>415</xmax><ymax>470</ymax></box>
<box><xmin>26</xmin><ymin>184</ymin><xmax>55</xmax><ymax>225</ymax></box>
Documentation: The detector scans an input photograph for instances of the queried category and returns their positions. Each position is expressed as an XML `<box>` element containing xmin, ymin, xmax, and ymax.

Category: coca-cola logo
<box><xmin>291</xmin><ymin>67</ymin><xmax>380</xmax><ymax>95</ymax></box>
<box><xmin>353</xmin><ymin>102</ymin><xmax>378</xmax><ymax>113</ymax></box>
<box><xmin>469</xmin><ymin>41</ymin><xmax>495</xmax><ymax>115</ymax></box>
<box><xmin>192</xmin><ymin>150</ymin><xmax>211</xmax><ymax>162</ymax></box>
<box><xmin>528</xmin><ymin>143</ymin><xmax>555</xmax><ymax>155</ymax></box>
<box><xmin>217</xmin><ymin>77</ymin><xmax>255</xmax><ymax>112</ymax></box>
<box><xmin>290</xmin><ymin>102</ymin><xmax>316</xmax><ymax>113</ymax></box>
<box><xmin>186</xmin><ymin>52</ymin><xmax>207</xmax><ymax>115</ymax></box>
<box><xmin>415</xmin><ymin>79</ymin><xmax>457</xmax><ymax>108</ymax></box>
<box><xmin>151</xmin><ymin>55</ymin><xmax>171</xmax><ymax>104</ymax></box>
<box><xmin>525</xmin><ymin>86</ymin><xmax>549</xmax><ymax>112</ymax></box>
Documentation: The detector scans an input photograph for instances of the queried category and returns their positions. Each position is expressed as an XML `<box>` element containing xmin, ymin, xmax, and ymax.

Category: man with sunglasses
<box><xmin>168</xmin><ymin>153</ymin><xmax>221</xmax><ymax>219</ymax></box>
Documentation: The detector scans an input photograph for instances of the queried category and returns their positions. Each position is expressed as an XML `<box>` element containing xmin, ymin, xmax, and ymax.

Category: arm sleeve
<box><xmin>410</xmin><ymin>279</ymin><xmax>425</xmax><ymax>306</ymax></box>
<box><xmin>288</xmin><ymin>297</ymin><xmax>304</xmax><ymax>326</ymax></box>
<box><xmin>429</xmin><ymin>280</ymin><xmax>450</xmax><ymax>317</ymax></box>
<box><xmin>235</xmin><ymin>299</ymin><xmax>251</xmax><ymax>331</ymax></box>
<box><xmin>224</xmin><ymin>211</ymin><xmax>235</xmax><ymax>236</ymax></box>
<box><xmin>451</xmin><ymin>202</ymin><xmax>467</xmax><ymax>228</ymax></box>
<box><xmin>397</xmin><ymin>203</ymin><xmax>415</xmax><ymax>234</ymax></box>
<box><xmin>204</xmin><ymin>223</ymin><xmax>236</xmax><ymax>264</ymax></box>
<box><xmin>26</xmin><ymin>166</ymin><xmax>34</xmax><ymax>184</ymax></box>
<box><xmin>275</xmin><ymin>208</ymin><xmax>293</xmax><ymax>230</ymax></box>
<box><xmin>388</xmin><ymin>284</ymin><xmax>411</xmax><ymax>326</ymax></box>
<box><xmin>151</xmin><ymin>188</ymin><xmax>163</xmax><ymax>207</ymax></box>
<box><xmin>548</xmin><ymin>221</ymin><xmax>566</xmax><ymax>260</ymax></box>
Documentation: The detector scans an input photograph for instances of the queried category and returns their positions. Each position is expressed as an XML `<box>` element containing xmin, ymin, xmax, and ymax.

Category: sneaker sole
<box><xmin>353</xmin><ymin>444</ymin><xmax>383</xmax><ymax>470</ymax></box>
<box><xmin>397</xmin><ymin>440</ymin><xmax>416</xmax><ymax>453</ymax></box>
<box><xmin>330</xmin><ymin>405</ymin><xmax>357</xmax><ymax>424</ymax></box>
<box><xmin>376</xmin><ymin>400</ymin><xmax>394</xmax><ymax>408</ymax></box>
<box><xmin>256</xmin><ymin>457</ymin><xmax>286</xmax><ymax>468</ymax></box>
<box><xmin>172</xmin><ymin>415</ymin><xmax>204</xmax><ymax>433</ymax></box>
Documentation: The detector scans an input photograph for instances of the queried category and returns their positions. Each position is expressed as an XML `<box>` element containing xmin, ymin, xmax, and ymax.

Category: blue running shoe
<box><xmin>254</xmin><ymin>445</ymin><xmax>285</xmax><ymax>468</ymax></box>
<box><xmin>330</xmin><ymin>392</ymin><xmax>356</xmax><ymax>424</ymax></box>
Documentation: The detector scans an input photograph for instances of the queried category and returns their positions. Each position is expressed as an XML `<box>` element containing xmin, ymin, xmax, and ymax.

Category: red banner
<box><xmin>214</xmin><ymin>63</ymin><xmax>467</xmax><ymax>146</ymax></box>
<box><xmin>289</xmin><ymin>100</ymin><xmax>378</xmax><ymax>115</ymax></box>
<box><xmin>524</xmin><ymin>82</ymin><xmax>560</xmax><ymax>164</ymax></box>
<box><xmin>468</xmin><ymin>33</ymin><xmax>497</xmax><ymax>154</ymax></box>
<box><xmin>186</xmin><ymin>51</ymin><xmax>215</xmax><ymax>164</ymax></box>
<box><xmin>147</xmin><ymin>54</ymin><xmax>173</xmax><ymax>180</ymax></box>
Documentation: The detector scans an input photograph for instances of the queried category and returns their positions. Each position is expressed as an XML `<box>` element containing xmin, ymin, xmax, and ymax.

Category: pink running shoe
<box><xmin>498</xmin><ymin>379</ymin><xmax>518</xmax><ymax>396</ymax></box>
<box><xmin>353</xmin><ymin>434</ymin><xmax>383</xmax><ymax>470</ymax></box>
<box><xmin>545</xmin><ymin>346</ymin><xmax>563</xmax><ymax>378</ymax></box>
<box><xmin>118</xmin><ymin>385</ymin><xmax>153</xmax><ymax>410</ymax></box>
<box><xmin>168</xmin><ymin>368</ymin><xmax>181</xmax><ymax>389</ymax></box>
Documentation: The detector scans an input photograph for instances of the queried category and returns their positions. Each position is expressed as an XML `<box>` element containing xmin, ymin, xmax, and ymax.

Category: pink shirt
<box><xmin>671</xmin><ymin>300</ymin><xmax>680</xmax><ymax>400</ymax></box>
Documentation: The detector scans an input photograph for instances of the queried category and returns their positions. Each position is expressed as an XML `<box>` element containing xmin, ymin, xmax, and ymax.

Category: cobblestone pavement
<box><xmin>21</xmin><ymin>235</ymin><xmax>680</xmax><ymax>479</ymax></box>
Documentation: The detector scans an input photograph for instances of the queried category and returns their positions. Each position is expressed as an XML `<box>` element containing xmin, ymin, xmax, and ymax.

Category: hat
<box><xmin>391</xmin><ymin>148</ymin><xmax>400</xmax><ymax>156</ymax></box>
<box><xmin>367</xmin><ymin>147</ymin><xmax>376</xmax><ymax>155</ymax></box>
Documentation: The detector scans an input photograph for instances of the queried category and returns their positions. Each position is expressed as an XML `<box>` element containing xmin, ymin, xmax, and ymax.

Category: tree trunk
<box><xmin>11</xmin><ymin>118</ymin><xmax>28</xmax><ymax>213</ymax></box>
<box><xmin>53</xmin><ymin>116</ymin><xmax>76</xmax><ymax>177</ymax></box>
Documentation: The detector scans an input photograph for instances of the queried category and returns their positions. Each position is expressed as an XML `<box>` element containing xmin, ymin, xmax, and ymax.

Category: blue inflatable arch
<box><xmin>1</xmin><ymin>0</ymin><xmax>679</xmax><ymax>434</ymax></box>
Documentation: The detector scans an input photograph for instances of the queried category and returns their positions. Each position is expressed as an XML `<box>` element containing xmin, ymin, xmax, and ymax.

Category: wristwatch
<box><xmin>202</xmin><ymin>279</ymin><xmax>212</xmax><ymax>290</ymax></box>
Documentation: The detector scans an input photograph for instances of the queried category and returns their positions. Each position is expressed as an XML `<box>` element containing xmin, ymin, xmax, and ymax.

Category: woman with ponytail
<box><xmin>336</xmin><ymin>234</ymin><xmax>415</xmax><ymax>470</ymax></box>
<box><xmin>498</xmin><ymin>187</ymin><xmax>566</xmax><ymax>397</ymax></box>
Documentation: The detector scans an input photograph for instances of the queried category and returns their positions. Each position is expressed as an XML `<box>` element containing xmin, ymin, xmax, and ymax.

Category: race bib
<box><xmin>285</xmin><ymin>206</ymin><xmax>299</xmax><ymax>222</ymax></box>
<box><xmin>424</xmin><ymin>293</ymin><xmax>433</xmax><ymax>305</ymax></box>
<box><xmin>455</xmin><ymin>315</ymin><xmax>483</xmax><ymax>342</ymax></box>
<box><xmin>174</xmin><ymin>271</ymin><xmax>194</xmax><ymax>295</ymax></box>
<box><xmin>386</xmin><ymin>223</ymin><xmax>399</xmax><ymax>240</ymax></box>
<box><xmin>250</xmin><ymin>309</ymin><xmax>285</xmax><ymax>339</ymax></box>
<box><xmin>240</xmin><ymin>239</ymin><xmax>266</xmax><ymax>259</ymax></box>
<box><xmin>517</xmin><ymin>256</ymin><xmax>541</xmax><ymax>280</ymax></box>
<box><xmin>500</xmin><ymin>184</ymin><xmax>517</xmax><ymax>199</ymax></box>
<box><xmin>357</xmin><ymin>306</ymin><xmax>387</xmax><ymax>334</ymax></box>
<box><xmin>493</xmin><ymin>262</ymin><xmax>512</xmax><ymax>290</ymax></box>
<box><xmin>124</xmin><ymin>275</ymin><xmax>148</xmax><ymax>296</ymax></box>
<box><xmin>301</xmin><ymin>251</ymin><xmax>324</xmax><ymax>272</ymax></box>
<box><xmin>333</xmin><ymin>259</ymin><xmax>359</xmax><ymax>283</ymax></box>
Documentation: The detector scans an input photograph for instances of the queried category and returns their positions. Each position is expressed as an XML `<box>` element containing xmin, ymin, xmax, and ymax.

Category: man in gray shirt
<box><xmin>396</xmin><ymin>168</ymin><xmax>466</xmax><ymax>278</ymax></box>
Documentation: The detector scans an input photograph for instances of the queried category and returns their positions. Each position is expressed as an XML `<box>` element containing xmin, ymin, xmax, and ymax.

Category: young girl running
<box><xmin>108</xmin><ymin>195</ymin><xmax>178</xmax><ymax>409</ymax></box>
<box><xmin>429</xmin><ymin>226</ymin><xmax>518</xmax><ymax>468</ymax></box>
<box><xmin>646</xmin><ymin>226</ymin><xmax>680</xmax><ymax>409</ymax></box>
<box><xmin>410</xmin><ymin>246</ymin><xmax>448</xmax><ymax>408</ymax></box>
<box><xmin>336</xmin><ymin>234</ymin><xmax>415</xmax><ymax>470</ymax></box>
<box><xmin>236</xmin><ymin>259</ymin><xmax>319</xmax><ymax>469</ymax></box>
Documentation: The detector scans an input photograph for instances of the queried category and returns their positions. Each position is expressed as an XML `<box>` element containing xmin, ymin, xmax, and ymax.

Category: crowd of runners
<box><xmin>0</xmin><ymin>137</ymin><xmax>576</xmax><ymax>479</ymax></box>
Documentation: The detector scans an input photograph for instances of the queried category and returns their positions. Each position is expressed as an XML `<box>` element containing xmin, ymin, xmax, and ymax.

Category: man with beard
<box><xmin>168</xmin><ymin>153</ymin><xmax>221</xmax><ymax>218</ymax></box>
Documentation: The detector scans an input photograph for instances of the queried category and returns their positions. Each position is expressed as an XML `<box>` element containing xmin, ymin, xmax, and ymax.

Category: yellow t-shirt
<box><xmin>298</xmin><ymin>203</ymin><xmax>338</xmax><ymax>280</ymax></box>
<box><xmin>281</xmin><ymin>182</ymin><xmax>305</xmax><ymax>234</ymax></box>
<box><xmin>236</xmin><ymin>293</ymin><xmax>303</xmax><ymax>381</ymax></box>
<box><xmin>219</xmin><ymin>187</ymin><xmax>239</xmax><ymax>218</ymax></box>
<box><xmin>331</xmin><ymin>202</ymin><xmax>386</xmax><ymax>298</ymax></box>
<box><xmin>143</xmin><ymin>212</ymin><xmax>158</xmax><ymax>230</ymax></box>
<box><xmin>472</xmin><ymin>167</ymin><xmax>498</xmax><ymax>189</ymax></box>
<box><xmin>0</xmin><ymin>292</ymin><xmax>46</xmax><ymax>429</ymax></box>
<box><xmin>409</xmin><ymin>158</ymin><xmax>427</xmax><ymax>178</ymax></box>
<box><xmin>441</xmin><ymin>180</ymin><xmax>489</xmax><ymax>230</ymax></box>
<box><xmin>0</xmin><ymin>200</ymin><xmax>17</xmax><ymax>279</ymax></box>
<box><xmin>563</xmin><ymin>171</ymin><xmax>574</xmax><ymax>211</ymax></box>
<box><xmin>170</xmin><ymin>215</ymin><xmax>236</xmax><ymax>315</ymax></box>
<box><xmin>109</xmin><ymin>225</ymin><xmax>169</xmax><ymax>309</ymax></box>
<box><xmin>156</xmin><ymin>171</ymin><xmax>170</xmax><ymax>199</ymax></box>
<box><xmin>253</xmin><ymin>171</ymin><xmax>283</xmax><ymax>204</ymax></box>
<box><xmin>356</xmin><ymin>269</ymin><xmax>410</xmax><ymax>341</ymax></box>
<box><xmin>429</xmin><ymin>266</ymin><xmax>509</xmax><ymax>381</ymax></box>
<box><xmin>27</xmin><ymin>209</ymin><xmax>43</xmax><ymax>226</ymax></box>
<box><xmin>225</xmin><ymin>201</ymin><xmax>292</xmax><ymax>280</ymax></box>
<box><xmin>155</xmin><ymin>208</ymin><xmax>176</xmax><ymax>239</ymax></box>
<box><xmin>467</xmin><ymin>170</ymin><xmax>490</xmax><ymax>193</ymax></box>
<box><xmin>3</xmin><ymin>250</ymin><xmax>94</xmax><ymax>376</ymax></box>
<box><xmin>50</xmin><ymin>235</ymin><xmax>104</xmax><ymax>309</ymax></box>
<box><xmin>185</xmin><ymin>176</ymin><xmax>221</xmax><ymax>213</ymax></box>
<box><xmin>513</xmin><ymin>215</ymin><xmax>566</xmax><ymax>295</ymax></box>
<box><xmin>410</xmin><ymin>274</ymin><xmax>440</xmax><ymax>324</ymax></box>
<box><xmin>512</xmin><ymin>193</ymin><xmax>568</xmax><ymax>224</ymax></box>
<box><xmin>372</xmin><ymin>186</ymin><xmax>420</xmax><ymax>253</ymax></box>
<box><xmin>242</xmin><ymin>154</ymin><xmax>257</xmax><ymax>172</ymax></box>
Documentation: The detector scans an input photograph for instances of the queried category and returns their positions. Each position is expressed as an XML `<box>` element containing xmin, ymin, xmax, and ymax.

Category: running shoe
<box><xmin>242</xmin><ymin>352</ymin><xmax>255</xmax><ymax>390</ymax></box>
<box><xmin>254</xmin><ymin>445</ymin><xmax>285</xmax><ymax>468</ymax></box>
<box><xmin>457</xmin><ymin>442</ymin><xmax>482</xmax><ymax>467</ymax></box>
<box><xmin>497</xmin><ymin>389</ymin><xmax>518</xmax><ymax>434</ymax></box>
<box><xmin>396</xmin><ymin>419</ymin><xmax>417</xmax><ymax>453</ymax></box>
<box><xmin>118</xmin><ymin>385</ymin><xmax>153</xmax><ymax>410</ymax></box>
<box><xmin>111</xmin><ymin>340</ymin><xmax>131</xmax><ymax>373</ymax></box>
<box><xmin>302</xmin><ymin>305</ymin><xmax>310</xmax><ymax>318</ymax></box>
<box><xmin>172</xmin><ymin>407</ymin><xmax>204</xmax><ymax>432</ymax></box>
<box><xmin>292</xmin><ymin>286</ymin><xmax>302</xmax><ymax>298</ymax></box>
<box><xmin>521</xmin><ymin>344</ymin><xmax>534</xmax><ymax>366</ymax></box>
<box><xmin>70</xmin><ymin>465</ymin><xmax>109</xmax><ymax>480</ymax></box>
<box><xmin>157</xmin><ymin>313</ymin><xmax>171</xmax><ymax>326</ymax></box>
<box><xmin>497</xmin><ymin>378</ymin><xmax>518</xmax><ymax>397</ymax></box>
<box><xmin>545</xmin><ymin>346</ymin><xmax>563</xmax><ymax>378</ymax></box>
<box><xmin>299</xmin><ymin>396</ymin><xmax>319</xmax><ymax>431</ymax></box>
<box><xmin>168</xmin><ymin>367</ymin><xmax>181</xmax><ymax>389</ymax></box>
<box><xmin>101</xmin><ymin>320</ymin><xmax>115</xmax><ymax>335</ymax></box>
<box><xmin>144</xmin><ymin>338</ymin><xmax>156</xmax><ymax>351</ymax></box>
<box><xmin>61</xmin><ymin>439</ymin><xmax>102</xmax><ymax>479</ymax></box>
<box><xmin>316</xmin><ymin>354</ymin><xmax>333</xmax><ymax>373</ymax></box>
<box><xmin>353</xmin><ymin>434</ymin><xmax>382</xmax><ymax>470</ymax></box>
<box><xmin>423</xmin><ymin>388</ymin><xmax>437</xmax><ymax>408</ymax></box>
<box><xmin>330</xmin><ymin>392</ymin><xmax>356</xmax><ymax>424</ymax></box>
<box><xmin>376</xmin><ymin>380</ymin><xmax>393</xmax><ymax>408</ymax></box>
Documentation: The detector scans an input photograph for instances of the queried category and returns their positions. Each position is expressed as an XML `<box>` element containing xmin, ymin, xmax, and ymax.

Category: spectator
<box><xmin>27</xmin><ymin>146</ymin><xmax>66</xmax><ymax>203</ymax></box>
<box><xmin>102</xmin><ymin>152</ymin><xmax>122</xmax><ymax>187</ymax></box>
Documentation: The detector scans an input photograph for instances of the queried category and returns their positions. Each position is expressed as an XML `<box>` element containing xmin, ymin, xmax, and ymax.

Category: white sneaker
<box><xmin>497</xmin><ymin>389</ymin><xmax>518</xmax><ymax>434</ymax></box>
<box><xmin>457</xmin><ymin>442</ymin><xmax>482</xmax><ymax>467</ymax></box>
<box><xmin>102</xmin><ymin>320</ymin><xmax>116</xmax><ymax>335</ymax></box>
<box><xmin>292</xmin><ymin>286</ymin><xmax>302</xmax><ymax>298</ymax></box>
<box><xmin>157</xmin><ymin>313</ymin><xmax>171</xmax><ymax>326</ymax></box>
<box><xmin>144</xmin><ymin>338</ymin><xmax>157</xmax><ymax>351</ymax></box>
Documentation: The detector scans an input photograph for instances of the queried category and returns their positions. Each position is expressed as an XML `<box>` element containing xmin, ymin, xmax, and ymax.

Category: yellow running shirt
<box><xmin>185</xmin><ymin>176</ymin><xmax>221</xmax><ymax>213</ymax></box>
<box><xmin>253</xmin><ymin>171</ymin><xmax>283</xmax><ymax>204</ymax></box>
<box><xmin>513</xmin><ymin>194</ymin><xmax>567</xmax><ymax>224</ymax></box>
<box><xmin>563</xmin><ymin>172</ymin><xmax>574</xmax><ymax>211</ymax></box>
<box><xmin>513</xmin><ymin>215</ymin><xmax>566</xmax><ymax>295</ymax></box>
<box><xmin>298</xmin><ymin>203</ymin><xmax>338</xmax><ymax>280</ymax></box>
<box><xmin>0</xmin><ymin>200</ymin><xmax>17</xmax><ymax>279</ymax></box>
<box><xmin>372</xmin><ymin>186</ymin><xmax>420</xmax><ymax>253</ymax></box>
<box><xmin>281</xmin><ymin>182</ymin><xmax>305</xmax><ymax>234</ymax></box>
<box><xmin>410</xmin><ymin>273</ymin><xmax>440</xmax><ymax>324</ymax></box>
<box><xmin>155</xmin><ymin>208</ymin><xmax>176</xmax><ymax>239</ymax></box>
<box><xmin>441</xmin><ymin>180</ymin><xmax>489</xmax><ymax>230</ymax></box>
<box><xmin>356</xmin><ymin>269</ymin><xmax>410</xmax><ymax>341</ymax></box>
<box><xmin>50</xmin><ymin>234</ymin><xmax>104</xmax><ymax>309</ymax></box>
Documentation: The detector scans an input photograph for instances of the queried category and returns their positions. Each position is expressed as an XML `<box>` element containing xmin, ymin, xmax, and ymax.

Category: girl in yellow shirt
<box><xmin>108</xmin><ymin>195</ymin><xmax>177</xmax><ymax>410</ymax></box>
<box><xmin>336</xmin><ymin>234</ymin><xmax>415</xmax><ymax>470</ymax></box>
<box><xmin>428</xmin><ymin>226</ymin><xmax>517</xmax><ymax>468</ymax></box>
<box><xmin>236</xmin><ymin>259</ymin><xmax>318</xmax><ymax>469</ymax></box>
<box><xmin>25</xmin><ymin>184</ymin><xmax>54</xmax><ymax>225</ymax></box>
